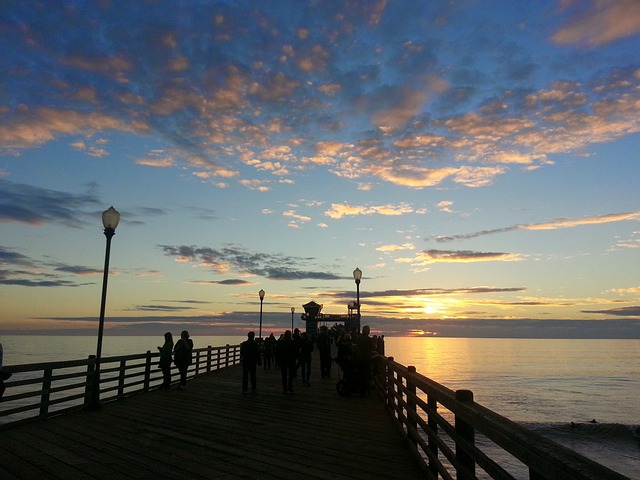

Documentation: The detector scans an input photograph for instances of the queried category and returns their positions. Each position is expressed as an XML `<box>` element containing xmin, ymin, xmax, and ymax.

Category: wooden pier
<box><xmin>0</xmin><ymin>359</ymin><xmax>425</xmax><ymax>479</ymax></box>
<box><xmin>1</xmin><ymin>345</ymin><xmax>630</xmax><ymax>480</ymax></box>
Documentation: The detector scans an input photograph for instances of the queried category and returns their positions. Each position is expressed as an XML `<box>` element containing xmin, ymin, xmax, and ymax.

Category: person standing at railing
<box><xmin>240</xmin><ymin>331</ymin><xmax>261</xmax><ymax>393</ymax></box>
<box><xmin>356</xmin><ymin>325</ymin><xmax>374</xmax><ymax>398</ymax></box>
<box><xmin>157</xmin><ymin>332</ymin><xmax>174</xmax><ymax>390</ymax></box>
<box><xmin>173</xmin><ymin>330</ymin><xmax>193</xmax><ymax>390</ymax></box>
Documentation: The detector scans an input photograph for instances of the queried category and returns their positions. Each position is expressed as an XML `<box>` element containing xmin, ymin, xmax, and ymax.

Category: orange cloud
<box><xmin>552</xmin><ymin>0</ymin><xmax>640</xmax><ymax>46</ymax></box>
<box><xmin>0</xmin><ymin>107</ymin><xmax>146</xmax><ymax>148</ymax></box>
<box><xmin>325</xmin><ymin>202</ymin><xmax>415</xmax><ymax>219</ymax></box>
<box><xmin>413</xmin><ymin>250</ymin><xmax>524</xmax><ymax>264</ymax></box>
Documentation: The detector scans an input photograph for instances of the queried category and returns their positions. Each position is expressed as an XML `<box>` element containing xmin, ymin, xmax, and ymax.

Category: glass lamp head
<box><xmin>102</xmin><ymin>206</ymin><xmax>120</xmax><ymax>230</ymax></box>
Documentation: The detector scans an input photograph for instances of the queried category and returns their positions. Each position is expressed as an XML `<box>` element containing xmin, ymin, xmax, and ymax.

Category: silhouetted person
<box><xmin>264</xmin><ymin>333</ymin><xmax>276</xmax><ymax>370</ymax></box>
<box><xmin>157</xmin><ymin>332</ymin><xmax>173</xmax><ymax>390</ymax></box>
<box><xmin>337</xmin><ymin>333</ymin><xmax>353</xmax><ymax>368</ymax></box>
<box><xmin>356</xmin><ymin>325</ymin><xmax>374</xmax><ymax>397</ymax></box>
<box><xmin>292</xmin><ymin>328</ymin><xmax>303</xmax><ymax>378</ymax></box>
<box><xmin>336</xmin><ymin>332</ymin><xmax>355</xmax><ymax>387</ymax></box>
<box><xmin>299</xmin><ymin>331</ymin><xmax>314</xmax><ymax>386</ymax></box>
<box><xmin>317</xmin><ymin>325</ymin><xmax>332</xmax><ymax>379</ymax></box>
<box><xmin>173</xmin><ymin>330</ymin><xmax>193</xmax><ymax>390</ymax></box>
<box><xmin>277</xmin><ymin>330</ymin><xmax>298</xmax><ymax>394</ymax></box>
<box><xmin>377</xmin><ymin>334</ymin><xmax>385</xmax><ymax>355</ymax></box>
<box><xmin>241</xmin><ymin>331</ymin><xmax>261</xmax><ymax>392</ymax></box>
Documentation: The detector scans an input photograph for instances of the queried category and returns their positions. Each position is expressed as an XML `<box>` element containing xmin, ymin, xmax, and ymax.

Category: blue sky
<box><xmin>1</xmin><ymin>0</ymin><xmax>639</xmax><ymax>337</ymax></box>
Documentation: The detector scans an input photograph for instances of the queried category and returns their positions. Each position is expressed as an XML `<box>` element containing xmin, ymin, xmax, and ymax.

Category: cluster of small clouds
<box><xmin>1</xmin><ymin>1</ymin><xmax>639</xmax><ymax>193</ymax></box>
<box><xmin>2</xmin><ymin>1</ymin><xmax>640</xmax><ymax>330</ymax></box>
<box><xmin>324</xmin><ymin>202</ymin><xmax>422</xmax><ymax>219</ymax></box>
<box><xmin>2</xmin><ymin>178</ymin><xmax>638</xmax><ymax>290</ymax></box>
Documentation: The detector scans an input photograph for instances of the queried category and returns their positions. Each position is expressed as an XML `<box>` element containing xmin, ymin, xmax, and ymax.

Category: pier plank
<box><xmin>0</xmin><ymin>357</ymin><xmax>425</xmax><ymax>479</ymax></box>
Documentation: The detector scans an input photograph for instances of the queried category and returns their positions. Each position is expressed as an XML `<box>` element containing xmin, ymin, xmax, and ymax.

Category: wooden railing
<box><xmin>374</xmin><ymin>356</ymin><xmax>629</xmax><ymax>480</ymax></box>
<box><xmin>0</xmin><ymin>344</ymin><xmax>241</xmax><ymax>429</ymax></box>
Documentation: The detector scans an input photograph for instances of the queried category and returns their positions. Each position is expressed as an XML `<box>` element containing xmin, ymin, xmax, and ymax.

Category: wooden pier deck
<box><xmin>0</xmin><ymin>358</ymin><xmax>425</xmax><ymax>479</ymax></box>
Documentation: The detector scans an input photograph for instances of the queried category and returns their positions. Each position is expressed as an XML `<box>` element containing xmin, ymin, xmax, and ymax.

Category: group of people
<box><xmin>157</xmin><ymin>330</ymin><xmax>193</xmax><ymax>390</ymax></box>
<box><xmin>240</xmin><ymin>324</ymin><xmax>381</xmax><ymax>397</ymax></box>
<box><xmin>0</xmin><ymin>327</ymin><xmax>382</xmax><ymax>400</ymax></box>
<box><xmin>240</xmin><ymin>328</ymin><xmax>311</xmax><ymax>394</ymax></box>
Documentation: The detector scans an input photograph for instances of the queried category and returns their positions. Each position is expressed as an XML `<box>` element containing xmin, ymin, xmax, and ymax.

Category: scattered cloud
<box><xmin>160</xmin><ymin>244</ymin><xmax>343</xmax><ymax>281</ymax></box>
<box><xmin>0</xmin><ymin>179</ymin><xmax>100</xmax><ymax>227</ymax></box>
<box><xmin>552</xmin><ymin>0</ymin><xmax>640</xmax><ymax>46</ymax></box>
<box><xmin>413</xmin><ymin>250</ymin><xmax>524</xmax><ymax>264</ymax></box>
<box><xmin>436</xmin><ymin>212</ymin><xmax>640</xmax><ymax>242</ymax></box>
<box><xmin>0</xmin><ymin>107</ymin><xmax>147</xmax><ymax>148</ymax></box>
<box><xmin>582</xmin><ymin>306</ymin><xmax>640</xmax><ymax>317</ymax></box>
<box><xmin>376</xmin><ymin>243</ymin><xmax>415</xmax><ymax>252</ymax></box>
<box><xmin>325</xmin><ymin>202</ymin><xmax>416</xmax><ymax>219</ymax></box>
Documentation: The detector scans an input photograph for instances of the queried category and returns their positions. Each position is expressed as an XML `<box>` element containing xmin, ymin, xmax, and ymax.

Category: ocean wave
<box><xmin>519</xmin><ymin>421</ymin><xmax>640</xmax><ymax>479</ymax></box>
<box><xmin>524</xmin><ymin>421</ymin><xmax>639</xmax><ymax>445</ymax></box>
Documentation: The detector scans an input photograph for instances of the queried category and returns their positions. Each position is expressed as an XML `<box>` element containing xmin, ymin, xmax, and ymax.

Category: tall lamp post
<box><xmin>258</xmin><ymin>289</ymin><xmax>265</xmax><ymax>338</ymax></box>
<box><xmin>353</xmin><ymin>267</ymin><xmax>362</xmax><ymax>333</ymax></box>
<box><xmin>90</xmin><ymin>206</ymin><xmax>120</xmax><ymax>409</ymax></box>
<box><xmin>291</xmin><ymin>306</ymin><xmax>295</xmax><ymax>331</ymax></box>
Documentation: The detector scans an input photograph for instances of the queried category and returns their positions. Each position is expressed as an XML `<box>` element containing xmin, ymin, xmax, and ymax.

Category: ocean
<box><xmin>1</xmin><ymin>335</ymin><xmax>639</xmax><ymax>478</ymax></box>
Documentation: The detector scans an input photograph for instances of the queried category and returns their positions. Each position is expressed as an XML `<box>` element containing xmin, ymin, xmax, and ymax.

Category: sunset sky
<box><xmin>1</xmin><ymin>0</ymin><xmax>639</xmax><ymax>338</ymax></box>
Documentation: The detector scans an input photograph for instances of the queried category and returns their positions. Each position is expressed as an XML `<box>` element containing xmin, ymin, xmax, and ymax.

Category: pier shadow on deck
<box><xmin>0</xmin><ymin>356</ymin><xmax>425</xmax><ymax>479</ymax></box>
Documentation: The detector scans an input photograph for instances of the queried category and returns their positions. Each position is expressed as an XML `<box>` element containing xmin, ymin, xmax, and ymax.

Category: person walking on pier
<box><xmin>173</xmin><ymin>330</ymin><xmax>193</xmax><ymax>390</ymax></box>
<box><xmin>277</xmin><ymin>330</ymin><xmax>297</xmax><ymax>394</ymax></box>
<box><xmin>299</xmin><ymin>331</ymin><xmax>314</xmax><ymax>386</ymax></box>
<box><xmin>264</xmin><ymin>333</ymin><xmax>276</xmax><ymax>370</ymax></box>
<box><xmin>157</xmin><ymin>332</ymin><xmax>173</xmax><ymax>390</ymax></box>
<box><xmin>292</xmin><ymin>328</ymin><xmax>303</xmax><ymax>378</ymax></box>
<box><xmin>240</xmin><ymin>331</ymin><xmax>261</xmax><ymax>393</ymax></box>
<box><xmin>317</xmin><ymin>325</ymin><xmax>332</xmax><ymax>379</ymax></box>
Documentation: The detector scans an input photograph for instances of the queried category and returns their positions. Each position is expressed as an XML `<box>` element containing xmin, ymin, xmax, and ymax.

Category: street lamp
<box><xmin>258</xmin><ymin>289</ymin><xmax>265</xmax><ymax>338</ymax></box>
<box><xmin>90</xmin><ymin>206</ymin><xmax>120</xmax><ymax>409</ymax></box>
<box><xmin>353</xmin><ymin>267</ymin><xmax>362</xmax><ymax>333</ymax></box>
<box><xmin>291</xmin><ymin>306</ymin><xmax>295</xmax><ymax>331</ymax></box>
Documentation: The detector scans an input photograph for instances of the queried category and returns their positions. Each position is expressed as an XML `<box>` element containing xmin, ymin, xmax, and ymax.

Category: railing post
<box><xmin>386</xmin><ymin>356</ymin><xmax>395</xmax><ymax>410</ymax></box>
<box><xmin>144</xmin><ymin>350</ymin><xmax>152</xmax><ymax>392</ymax></box>
<box><xmin>207</xmin><ymin>346</ymin><xmax>212</xmax><ymax>373</ymax></box>
<box><xmin>85</xmin><ymin>355</ymin><xmax>96</xmax><ymax>406</ymax></box>
<box><xmin>225</xmin><ymin>344</ymin><xmax>230</xmax><ymax>368</ymax></box>
<box><xmin>455</xmin><ymin>389</ymin><xmax>475</xmax><ymax>480</ymax></box>
<box><xmin>40</xmin><ymin>367</ymin><xmax>52</xmax><ymax>417</ymax></box>
<box><xmin>428</xmin><ymin>393</ymin><xmax>439</xmax><ymax>478</ymax></box>
<box><xmin>407</xmin><ymin>366</ymin><xmax>418</xmax><ymax>448</ymax></box>
<box><xmin>117</xmin><ymin>359</ymin><xmax>126</xmax><ymax>399</ymax></box>
<box><xmin>529</xmin><ymin>469</ymin><xmax>549</xmax><ymax>480</ymax></box>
